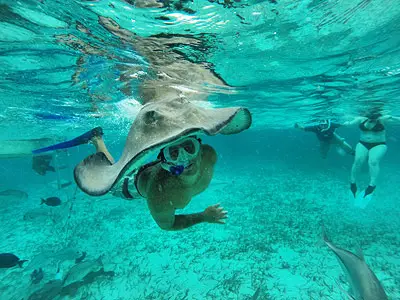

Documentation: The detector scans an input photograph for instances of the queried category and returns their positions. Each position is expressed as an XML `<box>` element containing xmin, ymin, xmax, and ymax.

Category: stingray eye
<box><xmin>144</xmin><ymin>110</ymin><xmax>157</xmax><ymax>124</ymax></box>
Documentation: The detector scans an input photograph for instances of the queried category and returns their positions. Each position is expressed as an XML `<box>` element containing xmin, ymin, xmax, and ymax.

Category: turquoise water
<box><xmin>1</xmin><ymin>0</ymin><xmax>400</xmax><ymax>299</ymax></box>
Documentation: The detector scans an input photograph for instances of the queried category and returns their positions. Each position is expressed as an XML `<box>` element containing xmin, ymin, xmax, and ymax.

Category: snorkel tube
<box><xmin>319</xmin><ymin>119</ymin><xmax>331</xmax><ymax>132</ymax></box>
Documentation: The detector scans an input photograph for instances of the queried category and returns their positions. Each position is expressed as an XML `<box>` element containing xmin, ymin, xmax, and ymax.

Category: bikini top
<box><xmin>359</xmin><ymin>119</ymin><xmax>385</xmax><ymax>132</ymax></box>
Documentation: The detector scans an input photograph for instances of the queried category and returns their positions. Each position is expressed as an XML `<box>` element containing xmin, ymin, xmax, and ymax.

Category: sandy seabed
<box><xmin>0</xmin><ymin>160</ymin><xmax>399</xmax><ymax>300</ymax></box>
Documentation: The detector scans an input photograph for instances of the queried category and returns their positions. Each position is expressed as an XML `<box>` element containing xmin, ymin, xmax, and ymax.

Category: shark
<box><xmin>323</xmin><ymin>228</ymin><xmax>388</xmax><ymax>300</ymax></box>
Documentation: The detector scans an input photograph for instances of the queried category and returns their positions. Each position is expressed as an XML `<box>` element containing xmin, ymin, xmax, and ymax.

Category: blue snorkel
<box><xmin>169</xmin><ymin>165</ymin><xmax>185</xmax><ymax>176</ymax></box>
<box><xmin>159</xmin><ymin>153</ymin><xmax>187</xmax><ymax>176</ymax></box>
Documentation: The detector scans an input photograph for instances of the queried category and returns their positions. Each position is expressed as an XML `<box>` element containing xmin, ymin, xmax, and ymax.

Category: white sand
<box><xmin>0</xmin><ymin>160</ymin><xmax>398</xmax><ymax>299</ymax></box>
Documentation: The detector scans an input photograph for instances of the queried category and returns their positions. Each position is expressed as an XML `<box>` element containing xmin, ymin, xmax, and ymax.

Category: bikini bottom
<box><xmin>359</xmin><ymin>140</ymin><xmax>386</xmax><ymax>150</ymax></box>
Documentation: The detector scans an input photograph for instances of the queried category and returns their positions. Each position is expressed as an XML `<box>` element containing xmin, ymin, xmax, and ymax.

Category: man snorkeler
<box><xmin>295</xmin><ymin>119</ymin><xmax>355</xmax><ymax>159</ymax></box>
<box><xmin>33</xmin><ymin>98</ymin><xmax>252</xmax><ymax>231</ymax></box>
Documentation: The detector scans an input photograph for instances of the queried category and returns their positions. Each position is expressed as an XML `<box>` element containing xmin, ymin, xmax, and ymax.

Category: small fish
<box><xmin>323</xmin><ymin>227</ymin><xmax>388</xmax><ymax>300</ymax></box>
<box><xmin>0</xmin><ymin>253</ymin><xmax>28</xmax><ymax>268</ymax></box>
<box><xmin>31</xmin><ymin>268</ymin><xmax>44</xmax><ymax>284</ymax></box>
<box><xmin>32</xmin><ymin>154</ymin><xmax>56</xmax><ymax>176</ymax></box>
<box><xmin>41</xmin><ymin>197</ymin><xmax>61</xmax><ymax>206</ymax></box>
<box><xmin>0</xmin><ymin>189</ymin><xmax>28</xmax><ymax>203</ymax></box>
<box><xmin>0</xmin><ymin>189</ymin><xmax>27</xmax><ymax>197</ymax></box>
<box><xmin>63</xmin><ymin>257</ymin><xmax>103</xmax><ymax>287</ymax></box>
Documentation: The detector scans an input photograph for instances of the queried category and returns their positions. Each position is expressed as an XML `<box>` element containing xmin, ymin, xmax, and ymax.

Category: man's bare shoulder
<box><xmin>202</xmin><ymin>144</ymin><xmax>217</xmax><ymax>165</ymax></box>
<box><xmin>136</xmin><ymin>163</ymin><xmax>162</xmax><ymax>198</ymax></box>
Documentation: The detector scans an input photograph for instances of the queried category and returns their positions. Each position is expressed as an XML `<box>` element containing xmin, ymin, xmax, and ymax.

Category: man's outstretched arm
<box><xmin>172</xmin><ymin>213</ymin><xmax>207</xmax><ymax>230</ymax></box>
<box><xmin>148</xmin><ymin>200</ymin><xmax>227</xmax><ymax>231</ymax></box>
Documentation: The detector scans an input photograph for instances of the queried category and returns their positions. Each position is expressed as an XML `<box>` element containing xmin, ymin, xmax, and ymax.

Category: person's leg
<box><xmin>350</xmin><ymin>142</ymin><xmax>369</xmax><ymax>196</ymax></box>
<box><xmin>332</xmin><ymin>133</ymin><xmax>355</xmax><ymax>155</ymax></box>
<box><xmin>91</xmin><ymin>136</ymin><xmax>115</xmax><ymax>164</ymax></box>
<box><xmin>319</xmin><ymin>141</ymin><xmax>330</xmax><ymax>159</ymax></box>
<box><xmin>367</xmin><ymin>144</ymin><xmax>387</xmax><ymax>188</ymax></box>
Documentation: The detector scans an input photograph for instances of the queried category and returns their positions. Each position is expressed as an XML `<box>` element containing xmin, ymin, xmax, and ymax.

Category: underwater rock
<box><xmin>41</xmin><ymin>197</ymin><xmax>61</xmax><ymax>206</ymax></box>
<box><xmin>0</xmin><ymin>253</ymin><xmax>27</xmax><ymax>268</ymax></box>
<box><xmin>30</xmin><ymin>268</ymin><xmax>44</xmax><ymax>284</ymax></box>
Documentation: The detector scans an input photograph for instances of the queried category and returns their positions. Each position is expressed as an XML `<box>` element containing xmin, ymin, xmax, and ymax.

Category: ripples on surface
<box><xmin>1</xmin><ymin>0</ymin><xmax>400</xmax><ymax>137</ymax></box>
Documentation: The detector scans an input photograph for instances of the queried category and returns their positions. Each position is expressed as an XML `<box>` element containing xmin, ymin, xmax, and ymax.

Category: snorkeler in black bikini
<box><xmin>344</xmin><ymin>111</ymin><xmax>400</xmax><ymax>203</ymax></box>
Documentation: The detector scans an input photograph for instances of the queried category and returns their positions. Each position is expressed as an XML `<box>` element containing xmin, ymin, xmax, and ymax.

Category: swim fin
<box><xmin>32</xmin><ymin>127</ymin><xmax>103</xmax><ymax>154</ymax></box>
<box><xmin>349</xmin><ymin>183</ymin><xmax>358</xmax><ymax>205</ymax></box>
<box><xmin>351</xmin><ymin>191</ymin><xmax>360</xmax><ymax>207</ymax></box>
<box><xmin>354</xmin><ymin>189</ymin><xmax>374</xmax><ymax>209</ymax></box>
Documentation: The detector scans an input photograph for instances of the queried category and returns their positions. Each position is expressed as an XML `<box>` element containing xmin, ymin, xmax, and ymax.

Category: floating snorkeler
<box><xmin>295</xmin><ymin>119</ymin><xmax>355</xmax><ymax>159</ymax></box>
<box><xmin>343</xmin><ymin>108</ymin><xmax>400</xmax><ymax>208</ymax></box>
<box><xmin>34</xmin><ymin>98</ymin><xmax>252</xmax><ymax>231</ymax></box>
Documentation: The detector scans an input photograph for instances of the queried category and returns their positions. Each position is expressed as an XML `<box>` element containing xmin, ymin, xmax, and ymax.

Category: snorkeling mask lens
<box><xmin>160</xmin><ymin>137</ymin><xmax>201</xmax><ymax>175</ymax></box>
<box><xmin>163</xmin><ymin>137</ymin><xmax>200</xmax><ymax>163</ymax></box>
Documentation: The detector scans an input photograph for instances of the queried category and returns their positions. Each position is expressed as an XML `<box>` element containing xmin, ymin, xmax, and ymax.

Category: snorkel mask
<box><xmin>159</xmin><ymin>137</ymin><xmax>201</xmax><ymax>176</ymax></box>
<box><xmin>318</xmin><ymin>119</ymin><xmax>331</xmax><ymax>132</ymax></box>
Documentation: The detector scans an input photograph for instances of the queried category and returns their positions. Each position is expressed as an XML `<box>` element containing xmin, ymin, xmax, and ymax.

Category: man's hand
<box><xmin>203</xmin><ymin>203</ymin><xmax>228</xmax><ymax>224</ymax></box>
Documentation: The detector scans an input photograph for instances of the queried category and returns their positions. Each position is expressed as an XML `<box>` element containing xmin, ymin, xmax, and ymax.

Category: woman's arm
<box><xmin>380</xmin><ymin>115</ymin><xmax>400</xmax><ymax>122</ymax></box>
<box><xmin>342</xmin><ymin>116</ymin><xmax>366</xmax><ymax>126</ymax></box>
<box><xmin>294</xmin><ymin>123</ymin><xmax>306</xmax><ymax>130</ymax></box>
